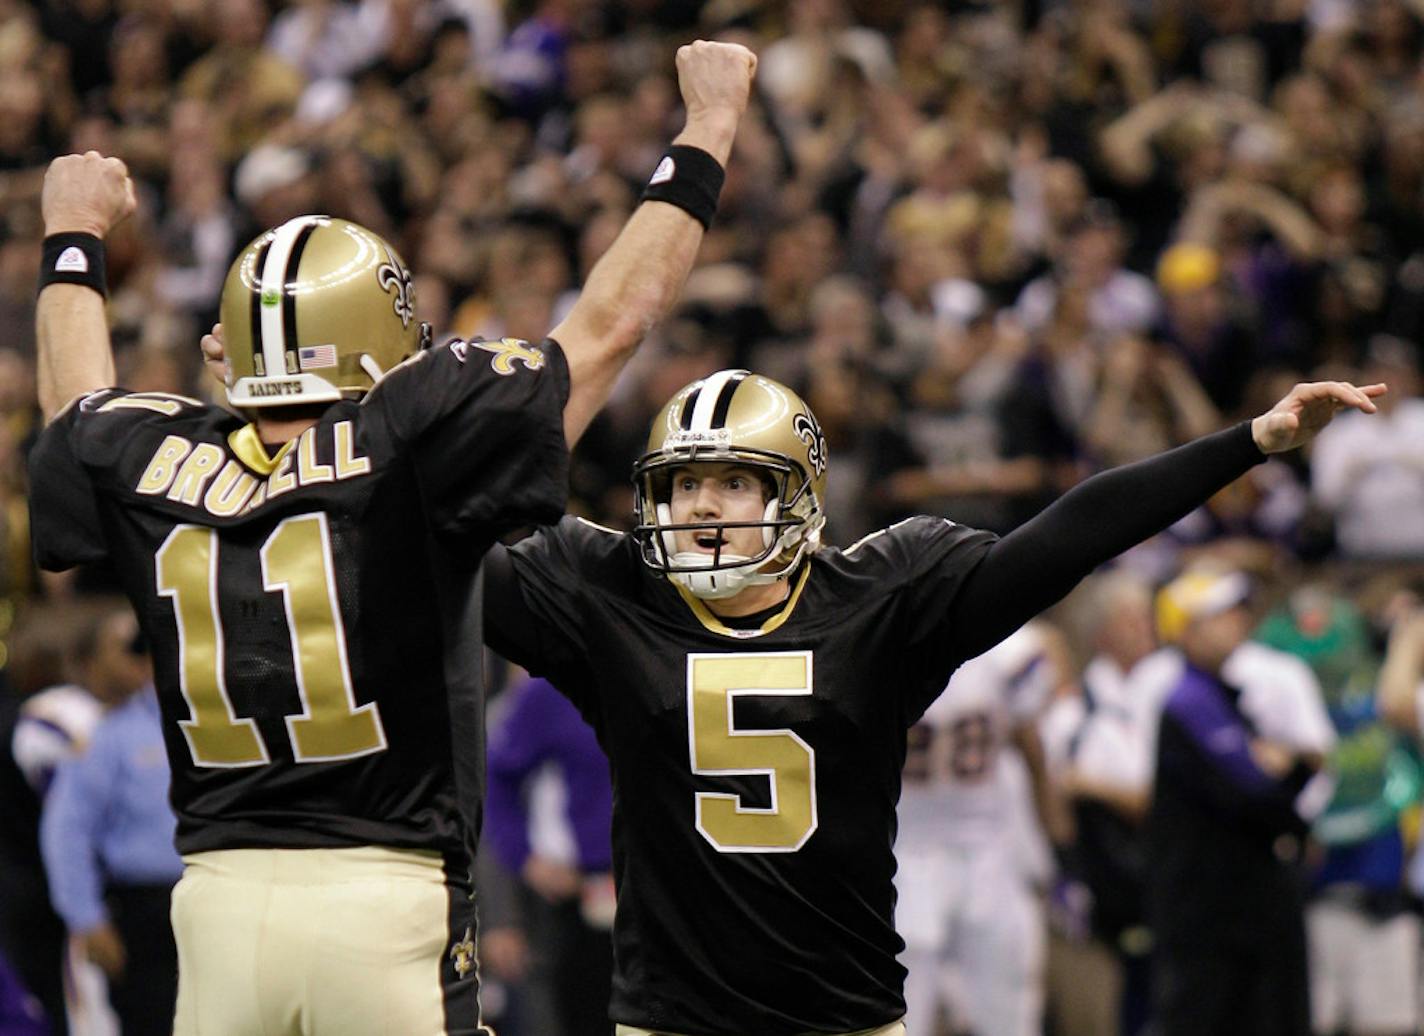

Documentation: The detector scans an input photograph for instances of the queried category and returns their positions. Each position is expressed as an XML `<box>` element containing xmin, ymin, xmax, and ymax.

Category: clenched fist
<box><xmin>675</xmin><ymin>40</ymin><xmax>757</xmax><ymax>127</ymax></box>
<box><xmin>42</xmin><ymin>151</ymin><xmax>137</xmax><ymax>239</ymax></box>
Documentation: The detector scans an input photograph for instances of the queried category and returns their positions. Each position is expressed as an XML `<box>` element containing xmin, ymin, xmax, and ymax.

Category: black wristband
<box><xmin>639</xmin><ymin>145</ymin><xmax>726</xmax><ymax>229</ymax></box>
<box><xmin>38</xmin><ymin>233</ymin><xmax>107</xmax><ymax>298</ymax></box>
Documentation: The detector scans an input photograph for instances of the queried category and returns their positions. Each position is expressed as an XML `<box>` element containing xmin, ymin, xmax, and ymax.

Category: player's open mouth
<box><xmin>694</xmin><ymin>534</ymin><xmax>726</xmax><ymax>550</ymax></box>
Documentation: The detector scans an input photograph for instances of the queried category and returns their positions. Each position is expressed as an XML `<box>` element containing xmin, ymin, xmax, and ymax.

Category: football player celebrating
<box><xmin>477</xmin><ymin>370</ymin><xmax>1383</xmax><ymax>1036</ymax></box>
<box><xmin>28</xmin><ymin>40</ymin><xmax>757</xmax><ymax>1036</ymax></box>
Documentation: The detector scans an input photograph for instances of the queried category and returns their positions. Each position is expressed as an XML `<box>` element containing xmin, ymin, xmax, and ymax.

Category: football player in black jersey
<box><xmin>28</xmin><ymin>40</ymin><xmax>757</xmax><ymax>1036</ymax></box>
<box><xmin>476</xmin><ymin>370</ymin><xmax>1384</xmax><ymax>1036</ymax></box>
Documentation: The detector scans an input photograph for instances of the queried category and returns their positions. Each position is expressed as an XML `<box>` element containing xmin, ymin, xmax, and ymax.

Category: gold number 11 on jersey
<box><xmin>155</xmin><ymin>514</ymin><xmax>387</xmax><ymax>767</ymax></box>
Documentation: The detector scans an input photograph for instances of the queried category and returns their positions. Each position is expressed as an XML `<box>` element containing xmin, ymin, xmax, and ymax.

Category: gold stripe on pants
<box><xmin>616</xmin><ymin>1022</ymin><xmax>905</xmax><ymax>1036</ymax></box>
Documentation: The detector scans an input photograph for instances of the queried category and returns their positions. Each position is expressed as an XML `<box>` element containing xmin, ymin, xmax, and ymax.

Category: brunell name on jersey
<box><xmin>132</xmin><ymin>418</ymin><xmax>371</xmax><ymax>519</ymax></box>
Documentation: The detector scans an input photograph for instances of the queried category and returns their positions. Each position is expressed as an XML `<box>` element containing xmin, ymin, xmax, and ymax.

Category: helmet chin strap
<box><xmin>654</xmin><ymin>503</ymin><xmax>677</xmax><ymax>565</ymax></box>
<box><xmin>360</xmin><ymin>354</ymin><xmax>386</xmax><ymax>384</ymax></box>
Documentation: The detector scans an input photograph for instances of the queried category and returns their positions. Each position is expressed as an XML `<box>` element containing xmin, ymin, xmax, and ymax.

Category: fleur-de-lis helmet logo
<box><xmin>793</xmin><ymin>411</ymin><xmax>827</xmax><ymax>477</ymax></box>
<box><xmin>376</xmin><ymin>246</ymin><xmax>415</xmax><ymax>329</ymax></box>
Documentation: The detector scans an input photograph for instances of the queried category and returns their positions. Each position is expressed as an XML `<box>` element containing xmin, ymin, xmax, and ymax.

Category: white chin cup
<box><xmin>666</xmin><ymin>549</ymin><xmax>757</xmax><ymax>597</ymax></box>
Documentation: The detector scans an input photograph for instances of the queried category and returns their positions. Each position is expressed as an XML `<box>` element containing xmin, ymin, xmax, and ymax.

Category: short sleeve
<box><xmin>28</xmin><ymin>389</ymin><xmax>207</xmax><ymax>571</ymax></box>
<box><xmin>852</xmin><ymin>516</ymin><xmax>996</xmax><ymax>716</ymax></box>
<box><xmin>887</xmin><ymin>517</ymin><xmax>998</xmax><ymax>649</ymax></box>
<box><xmin>362</xmin><ymin>337</ymin><xmax>571</xmax><ymax>549</ymax></box>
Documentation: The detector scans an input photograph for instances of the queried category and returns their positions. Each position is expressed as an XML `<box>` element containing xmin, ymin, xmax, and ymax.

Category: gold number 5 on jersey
<box><xmin>687</xmin><ymin>651</ymin><xmax>817</xmax><ymax>853</ymax></box>
<box><xmin>156</xmin><ymin>514</ymin><xmax>387</xmax><ymax>767</ymax></box>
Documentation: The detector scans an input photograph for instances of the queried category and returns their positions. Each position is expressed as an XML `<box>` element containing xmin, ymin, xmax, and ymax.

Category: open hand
<box><xmin>42</xmin><ymin>151</ymin><xmax>137</xmax><ymax>238</ymax></box>
<box><xmin>1251</xmin><ymin>380</ymin><xmax>1386</xmax><ymax>454</ymax></box>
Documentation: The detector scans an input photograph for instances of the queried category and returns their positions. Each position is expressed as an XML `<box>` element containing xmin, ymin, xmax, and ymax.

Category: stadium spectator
<box><xmin>40</xmin><ymin>634</ymin><xmax>182</xmax><ymax>1036</ymax></box>
<box><xmin>0</xmin><ymin>951</ymin><xmax>46</xmax><ymax>1036</ymax></box>
<box><xmin>1152</xmin><ymin>242</ymin><xmax>1261</xmax><ymax>415</ymax></box>
<box><xmin>1378</xmin><ymin>593</ymin><xmax>1424</xmax><ymax>739</ymax></box>
<box><xmin>1080</xmin><ymin>334</ymin><xmax>1220</xmax><ymax>468</ymax></box>
<box><xmin>1374</xmin><ymin>585</ymin><xmax>1424</xmax><ymax>1019</ymax></box>
<box><xmin>7</xmin><ymin>603</ymin><xmax>145</xmax><ymax>1036</ymax></box>
<box><xmin>1014</xmin><ymin>201</ymin><xmax>1160</xmax><ymax>341</ymax></box>
<box><xmin>12</xmin><ymin>684</ymin><xmax>115</xmax><ymax>1036</ymax></box>
<box><xmin>1147</xmin><ymin>569</ymin><xmax>1330</xmax><ymax>1036</ymax></box>
<box><xmin>1</xmin><ymin>669</ymin><xmax>85</xmax><ymax>1036</ymax></box>
<box><xmin>1258</xmin><ymin>584</ymin><xmax>1423</xmax><ymax>1036</ymax></box>
<box><xmin>1041</xmin><ymin>572</ymin><xmax>1176</xmax><ymax>1036</ymax></box>
<box><xmin>264</xmin><ymin>0</ymin><xmax>392</xmax><ymax>83</ymax></box>
<box><xmin>1311</xmin><ymin>335</ymin><xmax>1424</xmax><ymax>559</ymax></box>
<box><xmin>486</xmin><ymin>676</ymin><xmax>614</xmax><ymax>1036</ymax></box>
<box><xmin>177</xmin><ymin>0</ymin><xmax>305</xmax><ymax>162</ymax></box>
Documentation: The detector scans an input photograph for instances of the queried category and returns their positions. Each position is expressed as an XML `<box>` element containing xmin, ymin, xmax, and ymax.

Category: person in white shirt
<box><xmin>1040</xmin><ymin>572</ymin><xmax>1175</xmax><ymax>1036</ymax></box>
<box><xmin>1311</xmin><ymin>336</ymin><xmax>1424</xmax><ymax>559</ymax></box>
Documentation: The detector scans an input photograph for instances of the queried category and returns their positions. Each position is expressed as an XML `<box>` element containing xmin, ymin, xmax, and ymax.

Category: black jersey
<box><xmin>29</xmin><ymin>337</ymin><xmax>569</xmax><ymax>863</ymax></box>
<box><xmin>484</xmin><ymin>514</ymin><xmax>996</xmax><ymax>1035</ymax></box>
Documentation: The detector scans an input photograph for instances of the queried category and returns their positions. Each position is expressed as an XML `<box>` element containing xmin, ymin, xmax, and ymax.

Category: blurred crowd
<box><xmin>2</xmin><ymin>0</ymin><xmax>1424</xmax><ymax>1033</ymax></box>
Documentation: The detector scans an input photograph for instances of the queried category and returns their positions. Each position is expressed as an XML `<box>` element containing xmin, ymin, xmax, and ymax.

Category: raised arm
<box><xmin>1097</xmin><ymin>83</ymin><xmax>1197</xmax><ymax>185</ymax></box>
<box><xmin>1378</xmin><ymin>608</ymin><xmax>1424</xmax><ymax>734</ymax></box>
<box><xmin>35</xmin><ymin>151</ymin><xmax>137</xmax><ymax>422</ymax></box>
<box><xmin>945</xmin><ymin>380</ymin><xmax>1386</xmax><ymax>660</ymax></box>
<box><xmin>196</xmin><ymin>43</ymin><xmax>755</xmax><ymax>443</ymax></box>
<box><xmin>551</xmin><ymin>41</ymin><xmax>757</xmax><ymax>446</ymax></box>
<box><xmin>1179</xmin><ymin>181</ymin><xmax>1322</xmax><ymax>263</ymax></box>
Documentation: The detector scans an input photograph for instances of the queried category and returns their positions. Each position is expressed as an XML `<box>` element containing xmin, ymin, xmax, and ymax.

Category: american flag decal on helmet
<box><xmin>298</xmin><ymin>344</ymin><xmax>338</xmax><ymax>370</ymax></box>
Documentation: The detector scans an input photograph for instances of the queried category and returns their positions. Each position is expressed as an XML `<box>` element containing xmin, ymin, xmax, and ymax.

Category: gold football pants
<box><xmin>172</xmin><ymin>846</ymin><xmax>484</xmax><ymax>1035</ymax></box>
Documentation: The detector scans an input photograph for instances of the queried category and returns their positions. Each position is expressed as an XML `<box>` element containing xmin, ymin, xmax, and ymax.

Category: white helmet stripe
<box><xmin>258</xmin><ymin>216</ymin><xmax>327</xmax><ymax>380</ymax></box>
<box><xmin>686</xmin><ymin>369</ymin><xmax>747</xmax><ymax>432</ymax></box>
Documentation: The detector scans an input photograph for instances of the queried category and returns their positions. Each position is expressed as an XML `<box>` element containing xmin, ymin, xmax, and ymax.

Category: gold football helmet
<box><xmin>219</xmin><ymin>216</ymin><xmax>429</xmax><ymax>408</ymax></box>
<box><xmin>633</xmin><ymin>370</ymin><xmax>828</xmax><ymax>599</ymax></box>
